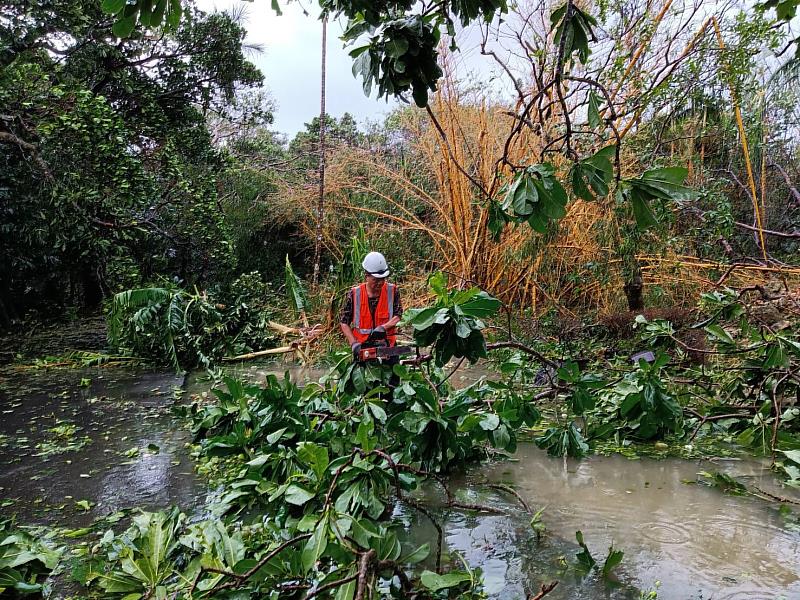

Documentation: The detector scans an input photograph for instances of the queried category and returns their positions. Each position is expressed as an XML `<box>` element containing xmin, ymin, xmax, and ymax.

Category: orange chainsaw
<box><xmin>357</xmin><ymin>344</ymin><xmax>414</xmax><ymax>362</ymax></box>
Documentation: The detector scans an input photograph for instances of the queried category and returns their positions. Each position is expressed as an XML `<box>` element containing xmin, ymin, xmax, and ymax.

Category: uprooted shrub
<box><xmin>107</xmin><ymin>272</ymin><xmax>282</xmax><ymax>370</ymax></box>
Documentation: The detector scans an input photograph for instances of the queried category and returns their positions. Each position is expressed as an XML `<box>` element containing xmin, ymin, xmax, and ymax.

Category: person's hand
<box><xmin>374</xmin><ymin>325</ymin><xmax>386</xmax><ymax>334</ymax></box>
<box><xmin>351</xmin><ymin>342</ymin><xmax>362</xmax><ymax>358</ymax></box>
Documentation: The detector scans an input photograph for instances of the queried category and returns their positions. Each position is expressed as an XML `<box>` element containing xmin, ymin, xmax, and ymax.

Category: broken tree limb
<box><xmin>223</xmin><ymin>346</ymin><xmax>296</xmax><ymax>361</ymax></box>
<box><xmin>224</xmin><ymin>321</ymin><xmax>325</xmax><ymax>362</ymax></box>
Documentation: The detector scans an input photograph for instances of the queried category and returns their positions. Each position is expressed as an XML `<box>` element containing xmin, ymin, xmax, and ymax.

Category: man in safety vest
<box><xmin>340</xmin><ymin>251</ymin><xmax>402</xmax><ymax>359</ymax></box>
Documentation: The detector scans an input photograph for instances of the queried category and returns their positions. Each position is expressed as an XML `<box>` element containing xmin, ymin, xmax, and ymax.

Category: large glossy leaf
<box><xmin>628</xmin><ymin>188</ymin><xmax>658</xmax><ymax>230</ymax></box>
<box><xmin>400</xmin><ymin>543</ymin><xmax>430</xmax><ymax>565</ymax></box>
<box><xmin>570</xmin><ymin>146</ymin><xmax>614</xmax><ymax>201</ymax></box>
<box><xmin>420</xmin><ymin>570</ymin><xmax>472</xmax><ymax>591</ymax></box>
<box><xmin>460</xmin><ymin>292</ymin><xmax>501</xmax><ymax>318</ymax></box>
<box><xmin>298</xmin><ymin>442</ymin><xmax>330</xmax><ymax>481</ymax></box>
<box><xmin>284</xmin><ymin>485</ymin><xmax>315</xmax><ymax>506</ymax></box>
<box><xmin>301</xmin><ymin>516</ymin><xmax>329</xmax><ymax>573</ymax></box>
<box><xmin>622</xmin><ymin>166</ymin><xmax>689</xmax><ymax>229</ymax></box>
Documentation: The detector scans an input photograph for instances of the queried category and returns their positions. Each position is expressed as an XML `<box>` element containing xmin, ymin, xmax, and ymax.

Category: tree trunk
<box><xmin>623</xmin><ymin>261</ymin><xmax>645</xmax><ymax>312</ymax></box>
<box><xmin>312</xmin><ymin>16</ymin><xmax>327</xmax><ymax>286</ymax></box>
<box><xmin>80</xmin><ymin>263</ymin><xmax>104</xmax><ymax>309</ymax></box>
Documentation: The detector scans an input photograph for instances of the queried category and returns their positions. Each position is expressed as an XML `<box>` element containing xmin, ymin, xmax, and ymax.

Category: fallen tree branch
<box><xmin>193</xmin><ymin>533</ymin><xmax>312</xmax><ymax>596</ymax></box>
<box><xmin>304</xmin><ymin>573</ymin><xmax>359</xmax><ymax>600</ymax></box>
<box><xmin>354</xmin><ymin>549</ymin><xmax>377</xmax><ymax>600</ymax></box>
<box><xmin>486</xmin><ymin>341</ymin><xmax>561</xmax><ymax>369</ymax></box>
<box><xmin>485</xmin><ymin>483</ymin><xmax>532</xmax><ymax>513</ymax></box>
<box><xmin>529</xmin><ymin>581</ymin><xmax>559</xmax><ymax>600</ymax></box>
<box><xmin>223</xmin><ymin>346</ymin><xmax>295</xmax><ymax>360</ymax></box>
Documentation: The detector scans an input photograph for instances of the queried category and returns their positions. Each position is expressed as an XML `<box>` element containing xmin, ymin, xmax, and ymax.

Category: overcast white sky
<box><xmin>196</xmin><ymin>0</ymin><xmax>403</xmax><ymax>137</ymax></box>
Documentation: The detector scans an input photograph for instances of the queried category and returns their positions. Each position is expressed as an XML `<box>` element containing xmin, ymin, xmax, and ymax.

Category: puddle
<box><xmin>0</xmin><ymin>368</ymin><xmax>201</xmax><ymax>525</ymax></box>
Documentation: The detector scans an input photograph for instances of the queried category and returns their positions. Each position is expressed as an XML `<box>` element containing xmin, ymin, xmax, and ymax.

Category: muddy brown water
<box><xmin>2</xmin><ymin>361</ymin><xmax>800</xmax><ymax>599</ymax></box>
<box><xmin>439</xmin><ymin>448</ymin><xmax>800</xmax><ymax>599</ymax></box>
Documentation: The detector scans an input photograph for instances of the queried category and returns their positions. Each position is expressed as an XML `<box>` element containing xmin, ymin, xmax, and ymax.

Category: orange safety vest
<box><xmin>351</xmin><ymin>282</ymin><xmax>397</xmax><ymax>346</ymax></box>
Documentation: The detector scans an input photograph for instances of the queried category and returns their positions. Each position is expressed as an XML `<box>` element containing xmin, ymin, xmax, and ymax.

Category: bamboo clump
<box><xmin>280</xmin><ymin>11</ymin><xmax>800</xmax><ymax>322</ymax></box>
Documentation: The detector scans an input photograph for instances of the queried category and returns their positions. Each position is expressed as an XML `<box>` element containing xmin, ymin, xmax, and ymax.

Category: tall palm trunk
<box><xmin>312</xmin><ymin>15</ymin><xmax>327</xmax><ymax>286</ymax></box>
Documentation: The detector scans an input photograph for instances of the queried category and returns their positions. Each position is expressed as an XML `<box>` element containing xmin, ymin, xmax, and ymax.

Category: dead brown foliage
<box><xmin>600</xmin><ymin>307</ymin><xmax>695</xmax><ymax>339</ymax></box>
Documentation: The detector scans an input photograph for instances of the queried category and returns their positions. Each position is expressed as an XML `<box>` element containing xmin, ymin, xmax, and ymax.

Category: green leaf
<box><xmin>139</xmin><ymin>0</ymin><xmax>154</xmax><ymax>26</ymax></box>
<box><xmin>14</xmin><ymin>581</ymin><xmax>43</xmax><ymax>593</ymax></box>
<box><xmin>407</xmin><ymin>307</ymin><xmax>447</xmax><ymax>329</ymax></box>
<box><xmin>284</xmin><ymin>255</ymin><xmax>308</xmax><ymax>315</ymax></box>
<box><xmin>98</xmin><ymin>571</ymin><xmax>142</xmax><ymax>593</ymax></box>
<box><xmin>588</xmin><ymin>91</ymin><xmax>601</xmax><ymax>129</ymax></box>
<box><xmin>778</xmin><ymin>449</ymin><xmax>800</xmax><ymax>465</ymax></box>
<box><xmin>400</xmin><ymin>543</ymin><xmax>430</xmax><ymax>565</ymax></box>
<box><xmin>479</xmin><ymin>413</ymin><xmax>500</xmax><ymax>431</ymax></box>
<box><xmin>334</xmin><ymin>567</ymin><xmax>357</xmax><ymax>600</ymax></box>
<box><xmin>704</xmin><ymin>324</ymin><xmax>735</xmax><ymax>345</ymax></box>
<box><xmin>151</xmin><ymin>0</ymin><xmax>167</xmax><ymax>26</ymax></box>
<box><xmin>460</xmin><ymin>292</ymin><xmax>501</xmax><ymax>318</ymax></box>
<box><xmin>420</xmin><ymin>570</ymin><xmax>472</xmax><ymax>591</ymax></box>
<box><xmin>356</xmin><ymin>420</ymin><xmax>375</xmax><ymax>451</ymax></box>
<box><xmin>112</xmin><ymin>14</ymin><xmax>137</xmax><ymax>38</ymax></box>
<box><xmin>0</xmin><ymin>567</ymin><xmax>22</xmax><ymax>587</ymax></box>
<box><xmin>640</xmin><ymin>167</ymin><xmax>690</xmax><ymax>195</ymax></box>
<box><xmin>764</xmin><ymin>341</ymin><xmax>788</xmax><ymax>368</ymax></box>
<box><xmin>101</xmin><ymin>0</ymin><xmax>126</xmax><ymax>14</ymax></box>
<box><xmin>166</xmin><ymin>0</ymin><xmax>182</xmax><ymax>28</ymax></box>
<box><xmin>284</xmin><ymin>485</ymin><xmax>315</xmax><ymax>506</ymax></box>
<box><xmin>535</xmin><ymin>179</ymin><xmax>568</xmax><ymax>219</ymax></box>
<box><xmin>601</xmin><ymin>546</ymin><xmax>624</xmax><ymax>578</ymax></box>
<box><xmin>386</xmin><ymin>37</ymin><xmax>409</xmax><ymax>58</ymax></box>
<box><xmin>628</xmin><ymin>188</ymin><xmax>658</xmax><ymax>230</ymax></box>
<box><xmin>527</xmin><ymin>211</ymin><xmax>549</xmax><ymax>233</ymax></box>
<box><xmin>301</xmin><ymin>517</ymin><xmax>329</xmax><ymax>573</ymax></box>
<box><xmin>571</xmin><ymin>164</ymin><xmax>594</xmax><ymax>202</ymax></box>
<box><xmin>512</xmin><ymin>175</ymin><xmax>536</xmax><ymax>216</ymax></box>
<box><xmin>575</xmin><ymin>530</ymin><xmax>596</xmax><ymax>572</ymax></box>
<box><xmin>571</xmin><ymin>145</ymin><xmax>614</xmax><ymax>201</ymax></box>
<box><xmin>298</xmin><ymin>443</ymin><xmax>330</xmax><ymax>481</ymax></box>
<box><xmin>501</xmin><ymin>175</ymin><xmax>523</xmax><ymax>211</ymax></box>
<box><xmin>428</xmin><ymin>271</ymin><xmax>448</xmax><ymax>299</ymax></box>
<box><xmin>266</xmin><ymin>428</ymin><xmax>287</xmax><ymax>444</ymax></box>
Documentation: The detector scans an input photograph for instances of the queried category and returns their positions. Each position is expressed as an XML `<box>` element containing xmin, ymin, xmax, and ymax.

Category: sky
<box><xmin>196</xmin><ymin>0</ymin><xmax>402</xmax><ymax>138</ymax></box>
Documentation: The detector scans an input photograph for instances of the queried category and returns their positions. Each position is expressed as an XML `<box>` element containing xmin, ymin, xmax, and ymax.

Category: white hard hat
<box><xmin>362</xmin><ymin>251</ymin><xmax>390</xmax><ymax>278</ymax></box>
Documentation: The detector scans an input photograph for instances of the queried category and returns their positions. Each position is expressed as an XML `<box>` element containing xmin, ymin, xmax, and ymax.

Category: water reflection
<box><xmin>445</xmin><ymin>445</ymin><xmax>800</xmax><ymax>599</ymax></box>
<box><xmin>0</xmin><ymin>369</ymin><xmax>200</xmax><ymax>525</ymax></box>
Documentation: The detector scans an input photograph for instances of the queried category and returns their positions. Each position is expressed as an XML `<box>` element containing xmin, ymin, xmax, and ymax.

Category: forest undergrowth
<box><xmin>3</xmin><ymin>273</ymin><xmax>800</xmax><ymax>599</ymax></box>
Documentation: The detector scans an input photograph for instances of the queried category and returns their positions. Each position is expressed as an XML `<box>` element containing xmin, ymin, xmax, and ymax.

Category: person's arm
<box><xmin>382</xmin><ymin>315</ymin><xmax>401</xmax><ymax>329</ymax></box>
<box><xmin>340</xmin><ymin>322</ymin><xmax>358</xmax><ymax>346</ymax></box>
<box><xmin>340</xmin><ymin>290</ymin><xmax>359</xmax><ymax>347</ymax></box>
